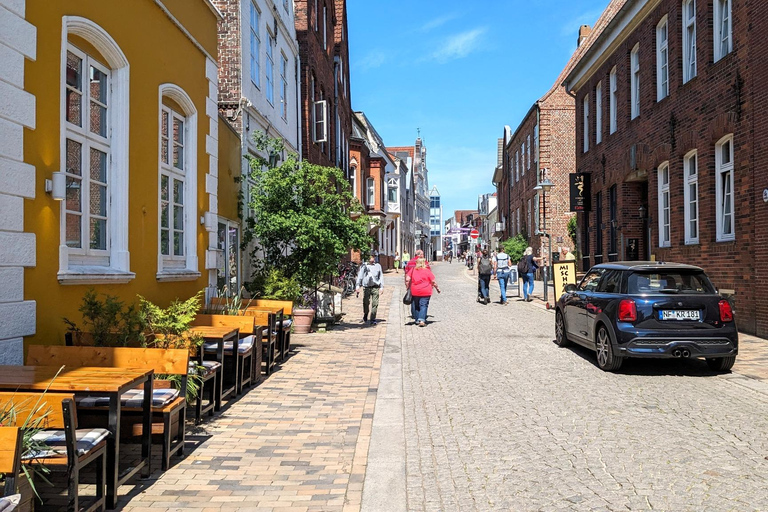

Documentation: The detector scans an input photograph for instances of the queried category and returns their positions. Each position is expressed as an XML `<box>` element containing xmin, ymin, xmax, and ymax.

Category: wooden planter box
<box><xmin>15</xmin><ymin>472</ymin><xmax>36</xmax><ymax>512</ymax></box>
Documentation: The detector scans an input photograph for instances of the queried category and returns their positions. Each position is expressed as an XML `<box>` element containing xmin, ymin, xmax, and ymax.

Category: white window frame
<box><xmin>715</xmin><ymin>135</ymin><xmax>735</xmax><ymax>241</ymax></box>
<box><xmin>216</xmin><ymin>218</ymin><xmax>241</xmax><ymax>293</ymax></box>
<box><xmin>683</xmin><ymin>150</ymin><xmax>699</xmax><ymax>245</ymax></box>
<box><xmin>515</xmin><ymin>150</ymin><xmax>520</xmax><ymax>182</ymax></box>
<box><xmin>59</xmin><ymin>17</ymin><xmax>133</xmax><ymax>284</ymax></box>
<box><xmin>583</xmin><ymin>94</ymin><xmax>590</xmax><ymax>153</ymax></box>
<box><xmin>631</xmin><ymin>44</ymin><xmax>640</xmax><ymax>119</ymax></box>
<box><xmin>657</xmin><ymin>162</ymin><xmax>671</xmax><ymax>247</ymax></box>
<box><xmin>595</xmin><ymin>81</ymin><xmax>603</xmax><ymax>144</ymax></box>
<box><xmin>280</xmin><ymin>53</ymin><xmax>288</xmax><ymax>120</ymax></box>
<box><xmin>526</xmin><ymin>134</ymin><xmax>531</xmax><ymax>170</ymax></box>
<box><xmin>265</xmin><ymin>30</ymin><xmax>275</xmax><ymax>105</ymax></box>
<box><xmin>366</xmin><ymin>177</ymin><xmax>375</xmax><ymax>207</ymax></box>
<box><xmin>249</xmin><ymin>1</ymin><xmax>260</xmax><ymax>87</ymax></box>
<box><xmin>157</xmin><ymin>84</ymin><xmax>199</xmax><ymax>281</ymax></box>
<box><xmin>313</xmin><ymin>99</ymin><xmax>327</xmax><ymax>143</ymax></box>
<box><xmin>520</xmin><ymin>143</ymin><xmax>525</xmax><ymax>176</ymax></box>
<box><xmin>656</xmin><ymin>16</ymin><xmax>669</xmax><ymax>101</ymax></box>
<box><xmin>323</xmin><ymin>5</ymin><xmax>328</xmax><ymax>50</ymax></box>
<box><xmin>609</xmin><ymin>66</ymin><xmax>617</xmax><ymax>133</ymax></box>
<box><xmin>683</xmin><ymin>0</ymin><xmax>697</xmax><ymax>83</ymax></box>
<box><xmin>714</xmin><ymin>0</ymin><xmax>732</xmax><ymax>62</ymax></box>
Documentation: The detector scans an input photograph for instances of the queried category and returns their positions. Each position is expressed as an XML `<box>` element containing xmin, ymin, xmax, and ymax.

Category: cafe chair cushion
<box><xmin>188</xmin><ymin>360</ymin><xmax>221</xmax><ymax>377</ymax></box>
<box><xmin>204</xmin><ymin>336</ymin><xmax>254</xmax><ymax>354</ymax></box>
<box><xmin>281</xmin><ymin>319</ymin><xmax>293</xmax><ymax>328</ymax></box>
<box><xmin>75</xmin><ymin>388</ymin><xmax>180</xmax><ymax>408</ymax></box>
<box><xmin>24</xmin><ymin>427</ymin><xmax>110</xmax><ymax>458</ymax></box>
<box><xmin>0</xmin><ymin>495</ymin><xmax>20</xmax><ymax>512</ymax></box>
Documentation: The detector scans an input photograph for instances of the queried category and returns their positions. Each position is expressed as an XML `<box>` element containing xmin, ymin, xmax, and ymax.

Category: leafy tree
<box><xmin>244</xmin><ymin>132</ymin><xmax>372</xmax><ymax>299</ymax></box>
<box><xmin>566</xmin><ymin>215</ymin><xmax>578</xmax><ymax>258</ymax></box>
<box><xmin>499</xmin><ymin>234</ymin><xmax>529</xmax><ymax>263</ymax></box>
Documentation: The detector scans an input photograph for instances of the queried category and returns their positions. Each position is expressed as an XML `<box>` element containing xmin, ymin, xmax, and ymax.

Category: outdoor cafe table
<box><xmin>0</xmin><ymin>365</ymin><xmax>153</xmax><ymax>509</ymax></box>
<box><xmin>187</xmin><ymin>326</ymin><xmax>239</xmax><ymax>406</ymax></box>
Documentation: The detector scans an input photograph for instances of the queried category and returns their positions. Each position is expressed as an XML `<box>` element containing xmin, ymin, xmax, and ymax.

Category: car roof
<box><xmin>590</xmin><ymin>261</ymin><xmax>705</xmax><ymax>272</ymax></box>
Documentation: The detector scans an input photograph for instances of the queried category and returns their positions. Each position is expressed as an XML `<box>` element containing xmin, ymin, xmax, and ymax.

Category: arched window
<box><xmin>157</xmin><ymin>84</ymin><xmax>199</xmax><ymax>280</ymax></box>
<box><xmin>59</xmin><ymin>16</ymin><xmax>131</xmax><ymax>284</ymax></box>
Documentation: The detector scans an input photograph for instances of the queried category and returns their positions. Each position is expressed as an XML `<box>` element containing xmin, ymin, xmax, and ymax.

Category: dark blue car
<box><xmin>555</xmin><ymin>262</ymin><xmax>738</xmax><ymax>372</ymax></box>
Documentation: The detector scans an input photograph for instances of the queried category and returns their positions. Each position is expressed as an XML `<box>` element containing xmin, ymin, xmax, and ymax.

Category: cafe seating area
<box><xmin>0</xmin><ymin>296</ymin><xmax>300</xmax><ymax>511</ymax></box>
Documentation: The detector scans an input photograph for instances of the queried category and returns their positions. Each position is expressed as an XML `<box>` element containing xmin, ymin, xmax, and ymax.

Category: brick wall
<box><xmin>213</xmin><ymin>0</ymin><xmax>242</xmax><ymax>133</ymax></box>
<box><xmin>573</xmin><ymin>0</ymin><xmax>766</xmax><ymax>336</ymax></box>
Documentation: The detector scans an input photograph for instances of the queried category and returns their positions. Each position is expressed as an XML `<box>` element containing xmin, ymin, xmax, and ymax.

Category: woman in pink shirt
<box><xmin>405</xmin><ymin>258</ymin><xmax>441</xmax><ymax>327</ymax></box>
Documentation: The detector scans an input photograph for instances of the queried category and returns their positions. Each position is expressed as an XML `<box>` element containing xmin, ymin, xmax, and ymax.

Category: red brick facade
<box><xmin>294</xmin><ymin>0</ymin><xmax>351</xmax><ymax>169</ymax></box>
<box><xmin>568</xmin><ymin>0</ymin><xmax>767</xmax><ymax>336</ymax></box>
<box><xmin>213</xmin><ymin>0</ymin><xmax>243</xmax><ymax>133</ymax></box>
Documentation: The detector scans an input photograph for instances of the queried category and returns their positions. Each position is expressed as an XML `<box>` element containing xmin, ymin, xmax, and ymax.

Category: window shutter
<box><xmin>313</xmin><ymin>100</ymin><xmax>327</xmax><ymax>142</ymax></box>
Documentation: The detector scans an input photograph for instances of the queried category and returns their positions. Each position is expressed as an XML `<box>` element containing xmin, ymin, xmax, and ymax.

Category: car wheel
<box><xmin>706</xmin><ymin>356</ymin><xmax>736</xmax><ymax>372</ymax></box>
<box><xmin>555</xmin><ymin>310</ymin><xmax>571</xmax><ymax>347</ymax></box>
<box><xmin>595</xmin><ymin>325</ymin><xmax>623</xmax><ymax>371</ymax></box>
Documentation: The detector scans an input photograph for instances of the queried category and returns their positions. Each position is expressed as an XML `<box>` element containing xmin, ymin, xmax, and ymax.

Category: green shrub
<box><xmin>63</xmin><ymin>289</ymin><xmax>144</xmax><ymax>346</ymax></box>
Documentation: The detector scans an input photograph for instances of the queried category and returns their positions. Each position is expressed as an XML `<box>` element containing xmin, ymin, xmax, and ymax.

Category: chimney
<box><xmin>578</xmin><ymin>25</ymin><xmax>592</xmax><ymax>47</ymax></box>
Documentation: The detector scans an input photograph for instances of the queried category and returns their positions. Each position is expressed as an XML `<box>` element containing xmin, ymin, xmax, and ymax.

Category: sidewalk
<box><xmin>462</xmin><ymin>264</ymin><xmax>768</xmax><ymax>388</ymax></box>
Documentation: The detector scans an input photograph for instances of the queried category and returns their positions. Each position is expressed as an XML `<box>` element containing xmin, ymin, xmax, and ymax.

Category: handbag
<box><xmin>402</xmin><ymin>287</ymin><xmax>413</xmax><ymax>305</ymax></box>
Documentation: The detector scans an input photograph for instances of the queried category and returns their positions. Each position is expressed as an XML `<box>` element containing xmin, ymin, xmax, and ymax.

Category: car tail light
<box><xmin>719</xmin><ymin>300</ymin><xmax>734</xmax><ymax>322</ymax></box>
<box><xmin>618</xmin><ymin>299</ymin><xmax>637</xmax><ymax>322</ymax></box>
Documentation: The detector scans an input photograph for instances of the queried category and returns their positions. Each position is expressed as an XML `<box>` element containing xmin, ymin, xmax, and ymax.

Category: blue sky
<box><xmin>347</xmin><ymin>0</ymin><xmax>609</xmax><ymax>221</ymax></box>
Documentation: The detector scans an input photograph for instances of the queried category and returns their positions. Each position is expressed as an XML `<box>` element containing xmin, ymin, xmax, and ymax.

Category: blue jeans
<box><xmin>478</xmin><ymin>274</ymin><xmax>491</xmax><ymax>299</ymax></box>
<box><xmin>522</xmin><ymin>272</ymin><xmax>535</xmax><ymax>299</ymax></box>
<box><xmin>497</xmin><ymin>270</ymin><xmax>510</xmax><ymax>302</ymax></box>
<box><xmin>411</xmin><ymin>296</ymin><xmax>431</xmax><ymax>323</ymax></box>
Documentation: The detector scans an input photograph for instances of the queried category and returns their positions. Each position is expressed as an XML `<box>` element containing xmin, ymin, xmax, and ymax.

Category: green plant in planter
<box><xmin>138</xmin><ymin>291</ymin><xmax>205</xmax><ymax>402</ymax></box>
<box><xmin>243</xmin><ymin>132</ymin><xmax>373</xmax><ymax>304</ymax></box>
<box><xmin>63</xmin><ymin>289</ymin><xmax>144</xmax><ymax>346</ymax></box>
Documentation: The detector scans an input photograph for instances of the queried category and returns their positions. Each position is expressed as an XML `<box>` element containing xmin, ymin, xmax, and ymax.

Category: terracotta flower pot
<box><xmin>292</xmin><ymin>308</ymin><xmax>315</xmax><ymax>334</ymax></box>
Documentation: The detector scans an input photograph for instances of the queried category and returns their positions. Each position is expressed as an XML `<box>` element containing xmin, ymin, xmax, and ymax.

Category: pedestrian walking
<box><xmin>402</xmin><ymin>250</ymin><xmax>410</xmax><ymax>268</ymax></box>
<box><xmin>493</xmin><ymin>245</ymin><xmax>512</xmax><ymax>304</ymax></box>
<box><xmin>519</xmin><ymin>246</ymin><xmax>545</xmax><ymax>302</ymax></box>
<box><xmin>405</xmin><ymin>258</ymin><xmax>440</xmax><ymax>327</ymax></box>
<box><xmin>356</xmin><ymin>255</ymin><xmax>383</xmax><ymax>325</ymax></box>
<box><xmin>394</xmin><ymin>251</ymin><xmax>401</xmax><ymax>273</ymax></box>
<box><xmin>404</xmin><ymin>249</ymin><xmax>430</xmax><ymax>283</ymax></box>
<box><xmin>477</xmin><ymin>249</ymin><xmax>493</xmax><ymax>304</ymax></box>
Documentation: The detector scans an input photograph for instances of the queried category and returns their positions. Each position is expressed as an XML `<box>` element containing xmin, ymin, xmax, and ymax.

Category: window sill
<box><xmin>58</xmin><ymin>266</ymin><xmax>136</xmax><ymax>285</ymax></box>
<box><xmin>156</xmin><ymin>269</ymin><xmax>202</xmax><ymax>282</ymax></box>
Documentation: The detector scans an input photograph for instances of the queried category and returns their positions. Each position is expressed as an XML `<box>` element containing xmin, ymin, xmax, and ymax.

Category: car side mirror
<box><xmin>564</xmin><ymin>284</ymin><xmax>577</xmax><ymax>293</ymax></box>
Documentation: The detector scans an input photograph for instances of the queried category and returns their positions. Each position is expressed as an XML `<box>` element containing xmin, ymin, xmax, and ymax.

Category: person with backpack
<box><xmin>519</xmin><ymin>246</ymin><xmax>545</xmax><ymax>302</ymax></box>
<box><xmin>477</xmin><ymin>249</ymin><xmax>493</xmax><ymax>304</ymax></box>
<box><xmin>493</xmin><ymin>245</ymin><xmax>512</xmax><ymax>305</ymax></box>
<box><xmin>356</xmin><ymin>255</ymin><xmax>384</xmax><ymax>325</ymax></box>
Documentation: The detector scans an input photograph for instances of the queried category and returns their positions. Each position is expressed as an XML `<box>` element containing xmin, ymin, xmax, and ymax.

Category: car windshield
<box><xmin>626</xmin><ymin>271</ymin><xmax>715</xmax><ymax>294</ymax></box>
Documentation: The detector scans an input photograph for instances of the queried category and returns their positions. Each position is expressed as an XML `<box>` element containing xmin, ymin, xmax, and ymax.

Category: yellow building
<box><xmin>12</xmin><ymin>0</ymin><xmax>225</xmax><ymax>352</ymax></box>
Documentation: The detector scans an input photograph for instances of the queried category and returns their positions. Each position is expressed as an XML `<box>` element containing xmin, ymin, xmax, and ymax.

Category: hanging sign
<box><xmin>569</xmin><ymin>173</ymin><xmax>591</xmax><ymax>212</ymax></box>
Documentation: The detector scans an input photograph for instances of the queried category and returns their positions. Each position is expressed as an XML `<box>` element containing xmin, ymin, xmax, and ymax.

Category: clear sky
<box><xmin>347</xmin><ymin>0</ymin><xmax>609</xmax><ymax>221</ymax></box>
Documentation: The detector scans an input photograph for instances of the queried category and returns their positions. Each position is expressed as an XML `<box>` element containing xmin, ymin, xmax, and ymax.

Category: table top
<box><xmin>0</xmin><ymin>365</ymin><xmax>153</xmax><ymax>393</ymax></box>
<box><xmin>187</xmin><ymin>326</ymin><xmax>239</xmax><ymax>339</ymax></box>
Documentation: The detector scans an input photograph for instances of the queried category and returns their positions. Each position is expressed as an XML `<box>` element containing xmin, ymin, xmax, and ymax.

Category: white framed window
<box><xmin>157</xmin><ymin>85</ymin><xmax>199</xmax><ymax>281</ymax></box>
<box><xmin>216</xmin><ymin>219</ymin><xmax>240</xmax><ymax>293</ymax></box>
<box><xmin>59</xmin><ymin>17</ymin><xmax>132</xmax><ymax>284</ymax></box>
<box><xmin>280</xmin><ymin>54</ymin><xmax>288</xmax><ymax>120</ymax></box>
<box><xmin>515</xmin><ymin>150</ymin><xmax>520</xmax><ymax>182</ymax></box>
<box><xmin>527</xmin><ymin>198</ymin><xmax>532</xmax><ymax>235</ymax></box>
<box><xmin>609</xmin><ymin>67</ymin><xmax>617</xmax><ymax>133</ymax></box>
<box><xmin>583</xmin><ymin>94</ymin><xmax>590</xmax><ymax>153</ymax></box>
<box><xmin>656</xmin><ymin>16</ymin><xmax>669</xmax><ymax>101</ymax></box>
<box><xmin>683</xmin><ymin>0</ymin><xmax>697</xmax><ymax>82</ymax></box>
<box><xmin>249</xmin><ymin>2</ymin><xmax>261</xmax><ymax>87</ymax></box>
<box><xmin>714</xmin><ymin>0</ymin><xmax>732</xmax><ymax>62</ymax></box>
<box><xmin>265</xmin><ymin>31</ymin><xmax>275</xmax><ymax>105</ymax></box>
<box><xmin>323</xmin><ymin>5</ymin><xmax>328</xmax><ymax>50</ymax></box>
<box><xmin>313</xmin><ymin>0</ymin><xmax>318</xmax><ymax>31</ymax></box>
<box><xmin>595</xmin><ymin>81</ymin><xmax>603</xmax><ymax>144</ymax></box>
<box><xmin>683</xmin><ymin>150</ymin><xmax>699</xmax><ymax>244</ymax></box>
<box><xmin>715</xmin><ymin>135</ymin><xmax>735</xmax><ymax>241</ymax></box>
<box><xmin>313</xmin><ymin>99</ymin><xmax>327</xmax><ymax>143</ymax></box>
<box><xmin>657</xmin><ymin>162</ymin><xmax>671</xmax><ymax>247</ymax></box>
<box><xmin>533</xmin><ymin>124</ymin><xmax>539</xmax><ymax>161</ymax></box>
<box><xmin>520</xmin><ymin>143</ymin><xmax>525</xmax><ymax>176</ymax></box>
<box><xmin>366</xmin><ymin>177</ymin><xmax>375</xmax><ymax>207</ymax></box>
<box><xmin>516</xmin><ymin>207</ymin><xmax>520</xmax><ymax>236</ymax></box>
<box><xmin>631</xmin><ymin>44</ymin><xmax>640</xmax><ymax>119</ymax></box>
<box><xmin>526</xmin><ymin>134</ymin><xmax>531</xmax><ymax>170</ymax></box>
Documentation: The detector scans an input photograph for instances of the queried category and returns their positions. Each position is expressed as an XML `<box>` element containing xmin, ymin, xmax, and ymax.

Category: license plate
<box><xmin>660</xmin><ymin>310</ymin><xmax>700</xmax><ymax>321</ymax></box>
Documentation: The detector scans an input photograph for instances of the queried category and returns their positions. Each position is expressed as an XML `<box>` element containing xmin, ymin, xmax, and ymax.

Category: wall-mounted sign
<box><xmin>569</xmin><ymin>173</ymin><xmax>591</xmax><ymax>212</ymax></box>
<box><xmin>627</xmin><ymin>238</ymin><xmax>639</xmax><ymax>260</ymax></box>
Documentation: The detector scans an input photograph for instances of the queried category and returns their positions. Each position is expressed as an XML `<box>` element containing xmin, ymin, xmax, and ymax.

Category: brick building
<box><xmin>493</xmin><ymin>0</ymin><xmax>626</xmax><ymax>267</ymax></box>
<box><xmin>294</xmin><ymin>0</ymin><xmax>351</xmax><ymax>170</ymax></box>
<box><xmin>564</xmin><ymin>0</ymin><xmax>767</xmax><ymax>336</ymax></box>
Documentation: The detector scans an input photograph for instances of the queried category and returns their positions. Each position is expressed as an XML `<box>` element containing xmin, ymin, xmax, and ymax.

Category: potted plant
<box><xmin>63</xmin><ymin>289</ymin><xmax>144</xmax><ymax>347</ymax></box>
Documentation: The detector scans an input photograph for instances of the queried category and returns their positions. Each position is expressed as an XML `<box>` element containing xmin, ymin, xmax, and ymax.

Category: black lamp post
<box><xmin>534</xmin><ymin>177</ymin><xmax>555</xmax><ymax>303</ymax></box>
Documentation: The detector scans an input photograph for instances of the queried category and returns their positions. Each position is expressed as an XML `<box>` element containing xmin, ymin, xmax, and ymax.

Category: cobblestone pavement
<box><xmin>392</xmin><ymin>262</ymin><xmax>768</xmax><ymax>512</ymax></box>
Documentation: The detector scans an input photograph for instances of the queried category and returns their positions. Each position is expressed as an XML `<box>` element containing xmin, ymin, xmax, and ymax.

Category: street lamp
<box><xmin>534</xmin><ymin>177</ymin><xmax>555</xmax><ymax>304</ymax></box>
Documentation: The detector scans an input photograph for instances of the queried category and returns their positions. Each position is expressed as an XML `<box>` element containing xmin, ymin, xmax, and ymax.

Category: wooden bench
<box><xmin>0</xmin><ymin>426</ymin><xmax>23</xmax><ymax>498</ymax></box>
<box><xmin>26</xmin><ymin>346</ymin><xmax>189</xmax><ymax>472</ymax></box>
<box><xmin>237</xmin><ymin>310</ymin><xmax>278</xmax><ymax>376</ymax></box>
<box><xmin>249</xmin><ymin>299</ymin><xmax>294</xmax><ymax>361</ymax></box>
<box><xmin>0</xmin><ymin>393</ymin><xmax>108</xmax><ymax>512</ymax></box>
<box><xmin>191</xmin><ymin>315</ymin><xmax>263</xmax><ymax>391</ymax></box>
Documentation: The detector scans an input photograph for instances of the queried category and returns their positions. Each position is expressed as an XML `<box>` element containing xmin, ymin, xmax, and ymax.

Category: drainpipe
<box><xmin>296</xmin><ymin>54</ymin><xmax>303</xmax><ymax>162</ymax></box>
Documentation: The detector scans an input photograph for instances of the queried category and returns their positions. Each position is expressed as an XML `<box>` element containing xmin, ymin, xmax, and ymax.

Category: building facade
<box><xmin>429</xmin><ymin>186</ymin><xmax>443</xmax><ymax>259</ymax></box>
<box><xmin>11</xmin><ymin>0</ymin><xmax>221</xmax><ymax>357</ymax></box>
<box><xmin>564</xmin><ymin>0</ymin><xmax>767</xmax><ymax>336</ymax></box>
<box><xmin>388</xmin><ymin>147</ymin><xmax>416</xmax><ymax>257</ymax></box>
<box><xmin>477</xmin><ymin>192</ymin><xmax>498</xmax><ymax>250</ymax></box>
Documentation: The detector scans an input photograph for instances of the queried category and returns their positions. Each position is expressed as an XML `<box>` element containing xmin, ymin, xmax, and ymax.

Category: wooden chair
<box><xmin>250</xmin><ymin>299</ymin><xmax>294</xmax><ymax>361</ymax></box>
<box><xmin>0</xmin><ymin>427</ymin><xmax>23</xmax><ymax>498</ymax></box>
<box><xmin>239</xmin><ymin>310</ymin><xmax>278</xmax><ymax>376</ymax></box>
<box><xmin>0</xmin><ymin>393</ymin><xmax>108</xmax><ymax>512</ymax></box>
<box><xmin>191</xmin><ymin>315</ymin><xmax>263</xmax><ymax>391</ymax></box>
<box><xmin>26</xmin><ymin>346</ymin><xmax>189</xmax><ymax>472</ymax></box>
